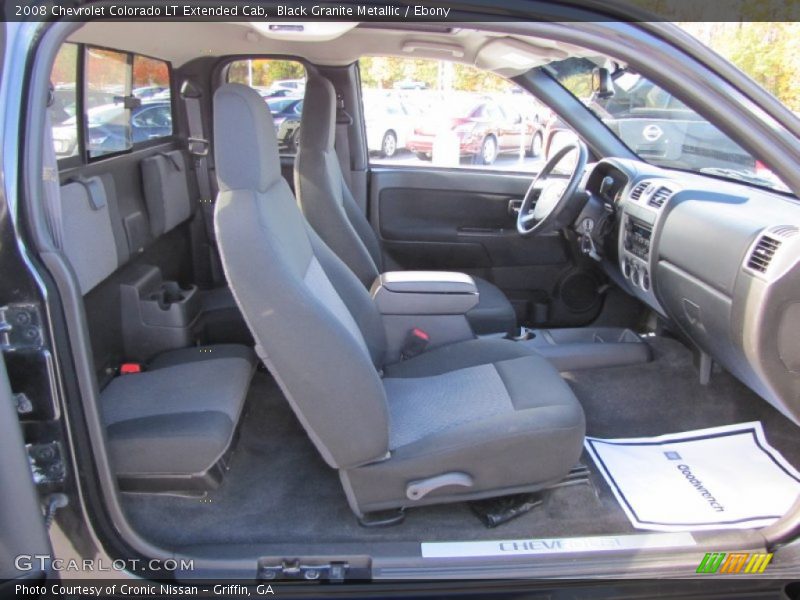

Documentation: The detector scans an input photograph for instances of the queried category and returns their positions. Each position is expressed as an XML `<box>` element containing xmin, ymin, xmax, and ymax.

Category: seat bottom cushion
<box><xmin>147</xmin><ymin>343</ymin><xmax>255</xmax><ymax>370</ymax></box>
<box><xmin>465</xmin><ymin>276</ymin><xmax>517</xmax><ymax>336</ymax></box>
<box><xmin>101</xmin><ymin>345</ymin><xmax>255</xmax><ymax>482</ymax></box>
<box><xmin>345</xmin><ymin>350</ymin><xmax>585</xmax><ymax>514</ymax></box>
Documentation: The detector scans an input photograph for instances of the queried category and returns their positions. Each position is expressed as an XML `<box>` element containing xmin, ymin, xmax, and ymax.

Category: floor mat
<box><xmin>586</xmin><ymin>422</ymin><xmax>800</xmax><ymax>532</ymax></box>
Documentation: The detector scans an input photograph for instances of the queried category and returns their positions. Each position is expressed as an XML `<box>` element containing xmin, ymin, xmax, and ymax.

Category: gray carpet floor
<box><xmin>121</xmin><ymin>336</ymin><xmax>800</xmax><ymax>550</ymax></box>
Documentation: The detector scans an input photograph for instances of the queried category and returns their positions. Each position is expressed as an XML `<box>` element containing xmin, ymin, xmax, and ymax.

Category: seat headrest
<box><xmin>299</xmin><ymin>75</ymin><xmax>336</xmax><ymax>152</ymax></box>
<box><xmin>213</xmin><ymin>83</ymin><xmax>281</xmax><ymax>193</ymax></box>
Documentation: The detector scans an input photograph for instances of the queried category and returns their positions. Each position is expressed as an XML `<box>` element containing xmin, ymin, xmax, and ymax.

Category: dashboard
<box><xmin>573</xmin><ymin>158</ymin><xmax>800</xmax><ymax>425</ymax></box>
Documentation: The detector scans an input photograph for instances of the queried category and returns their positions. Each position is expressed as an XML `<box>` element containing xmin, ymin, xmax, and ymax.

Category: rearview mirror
<box><xmin>592</xmin><ymin>67</ymin><xmax>614</xmax><ymax>99</ymax></box>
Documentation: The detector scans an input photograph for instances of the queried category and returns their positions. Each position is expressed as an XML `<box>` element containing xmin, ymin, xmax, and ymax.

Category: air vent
<box><xmin>630</xmin><ymin>182</ymin><xmax>648</xmax><ymax>201</ymax></box>
<box><xmin>648</xmin><ymin>186</ymin><xmax>673</xmax><ymax>208</ymax></box>
<box><xmin>747</xmin><ymin>235</ymin><xmax>782</xmax><ymax>274</ymax></box>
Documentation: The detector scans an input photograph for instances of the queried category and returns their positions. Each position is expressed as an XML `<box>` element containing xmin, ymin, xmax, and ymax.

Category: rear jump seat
<box><xmin>59</xmin><ymin>166</ymin><xmax>255</xmax><ymax>493</ymax></box>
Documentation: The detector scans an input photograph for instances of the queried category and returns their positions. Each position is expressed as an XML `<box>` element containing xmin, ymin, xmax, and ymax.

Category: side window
<box><xmin>359</xmin><ymin>56</ymin><xmax>549</xmax><ymax>171</ymax></box>
<box><xmin>85</xmin><ymin>48</ymin><xmax>131</xmax><ymax>158</ymax></box>
<box><xmin>132</xmin><ymin>54</ymin><xmax>173</xmax><ymax>143</ymax></box>
<box><xmin>49</xmin><ymin>43</ymin><xmax>79</xmax><ymax>159</ymax></box>
<box><xmin>82</xmin><ymin>47</ymin><xmax>172</xmax><ymax>159</ymax></box>
<box><xmin>226</xmin><ymin>59</ymin><xmax>307</xmax><ymax>155</ymax></box>
<box><xmin>133</xmin><ymin>55</ymin><xmax>171</xmax><ymax>102</ymax></box>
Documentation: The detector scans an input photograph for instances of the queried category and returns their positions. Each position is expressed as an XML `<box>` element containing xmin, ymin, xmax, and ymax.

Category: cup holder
<box><xmin>150</xmin><ymin>282</ymin><xmax>193</xmax><ymax>310</ymax></box>
<box><xmin>120</xmin><ymin>265</ymin><xmax>202</xmax><ymax>360</ymax></box>
<box><xmin>135</xmin><ymin>277</ymin><xmax>199</xmax><ymax>327</ymax></box>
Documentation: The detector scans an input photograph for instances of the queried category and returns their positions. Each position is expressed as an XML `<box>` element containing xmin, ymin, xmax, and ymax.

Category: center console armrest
<box><xmin>370</xmin><ymin>271</ymin><xmax>479</xmax><ymax>315</ymax></box>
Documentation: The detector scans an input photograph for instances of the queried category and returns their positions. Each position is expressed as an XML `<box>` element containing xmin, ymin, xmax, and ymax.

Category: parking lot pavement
<box><xmin>372</xmin><ymin>150</ymin><xmax>546</xmax><ymax>173</ymax></box>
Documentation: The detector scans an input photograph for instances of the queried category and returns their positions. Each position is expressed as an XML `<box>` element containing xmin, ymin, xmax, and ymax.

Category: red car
<box><xmin>406</xmin><ymin>97</ymin><xmax>542</xmax><ymax>165</ymax></box>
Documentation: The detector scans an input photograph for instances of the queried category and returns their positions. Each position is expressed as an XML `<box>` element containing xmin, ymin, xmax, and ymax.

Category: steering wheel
<box><xmin>517</xmin><ymin>141</ymin><xmax>589</xmax><ymax>236</ymax></box>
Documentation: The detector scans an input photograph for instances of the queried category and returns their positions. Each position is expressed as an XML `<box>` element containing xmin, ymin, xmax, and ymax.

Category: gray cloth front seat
<box><xmin>294</xmin><ymin>75</ymin><xmax>517</xmax><ymax>336</ymax></box>
<box><xmin>213</xmin><ymin>83</ymin><xmax>585</xmax><ymax>518</ymax></box>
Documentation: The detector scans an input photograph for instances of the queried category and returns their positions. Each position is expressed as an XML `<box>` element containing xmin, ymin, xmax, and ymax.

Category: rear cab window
<box><xmin>50</xmin><ymin>44</ymin><xmax>173</xmax><ymax>162</ymax></box>
<box><xmin>49</xmin><ymin>43</ymin><xmax>79</xmax><ymax>158</ymax></box>
<box><xmin>85</xmin><ymin>47</ymin><xmax>132</xmax><ymax>158</ymax></box>
<box><xmin>226</xmin><ymin>59</ymin><xmax>307</xmax><ymax>155</ymax></box>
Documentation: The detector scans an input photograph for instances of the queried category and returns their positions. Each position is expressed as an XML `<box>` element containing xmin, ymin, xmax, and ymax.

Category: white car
<box><xmin>364</xmin><ymin>96</ymin><xmax>417</xmax><ymax>158</ymax></box>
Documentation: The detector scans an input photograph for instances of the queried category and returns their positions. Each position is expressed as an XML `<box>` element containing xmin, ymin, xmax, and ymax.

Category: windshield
<box><xmin>546</xmin><ymin>57</ymin><xmax>789</xmax><ymax>193</ymax></box>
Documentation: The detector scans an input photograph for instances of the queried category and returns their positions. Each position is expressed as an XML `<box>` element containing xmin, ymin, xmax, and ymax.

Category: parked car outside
<box><xmin>266</xmin><ymin>96</ymin><xmax>303</xmax><ymax>153</ymax></box>
<box><xmin>406</xmin><ymin>96</ymin><xmax>542</xmax><ymax>165</ymax></box>
<box><xmin>542</xmin><ymin>112</ymin><xmax>579</xmax><ymax>167</ymax></box>
<box><xmin>51</xmin><ymin>100</ymin><xmax>172</xmax><ymax>157</ymax></box>
<box><xmin>269</xmin><ymin>78</ymin><xmax>306</xmax><ymax>95</ymax></box>
<box><xmin>498</xmin><ymin>95</ymin><xmax>548</xmax><ymax>157</ymax></box>
<box><xmin>261</xmin><ymin>88</ymin><xmax>295</xmax><ymax>98</ymax></box>
<box><xmin>363</xmin><ymin>93</ymin><xmax>418</xmax><ymax>158</ymax></box>
<box><xmin>594</xmin><ymin>71</ymin><xmax>759</xmax><ymax>174</ymax></box>
<box><xmin>544</xmin><ymin>67</ymin><xmax>785</xmax><ymax>188</ymax></box>
<box><xmin>49</xmin><ymin>84</ymin><xmax>118</xmax><ymax>125</ymax></box>
<box><xmin>132</xmin><ymin>85</ymin><xmax>169</xmax><ymax>99</ymax></box>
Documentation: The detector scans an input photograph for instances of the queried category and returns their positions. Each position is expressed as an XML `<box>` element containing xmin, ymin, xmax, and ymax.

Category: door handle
<box><xmin>508</xmin><ymin>199</ymin><xmax>523</xmax><ymax>215</ymax></box>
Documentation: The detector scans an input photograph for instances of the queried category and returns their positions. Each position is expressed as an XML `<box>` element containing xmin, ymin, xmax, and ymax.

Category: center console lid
<box><xmin>371</xmin><ymin>271</ymin><xmax>479</xmax><ymax>315</ymax></box>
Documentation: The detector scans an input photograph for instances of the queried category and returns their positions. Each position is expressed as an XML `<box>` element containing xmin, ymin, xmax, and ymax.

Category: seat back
<box><xmin>213</xmin><ymin>83</ymin><xmax>390</xmax><ymax>469</ymax></box>
<box><xmin>58</xmin><ymin>176</ymin><xmax>120</xmax><ymax>294</ymax></box>
<box><xmin>140</xmin><ymin>150</ymin><xmax>193</xmax><ymax>237</ymax></box>
<box><xmin>295</xmin><ymin>75</ymin><xmax>384</xmax><ymax>288</ymax></box>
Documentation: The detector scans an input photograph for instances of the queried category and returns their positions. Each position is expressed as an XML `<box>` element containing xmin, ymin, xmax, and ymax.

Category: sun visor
<box><xmin>475</xmin><ymin>37</ymin><xmax>569</xmax><ymax>76</ymax></box>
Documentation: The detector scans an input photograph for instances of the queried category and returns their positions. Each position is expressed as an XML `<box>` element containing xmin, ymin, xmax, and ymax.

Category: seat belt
<box><xmin>181</xmin><ymin>79</ymin><xmax>222</xmax><ymax>286</ymax></box>
<box><xmin>333</xmin><ymin>88</ymin><xmax>368</xmax><ymax>213</ymax></box>
<box><xmin>181</xmin><ymin>80</ymin><xmax>213</xmax><ymax>237</ymax></box>
<box><xmin>334</xmin><ymin>90</ymin><xmax>354</xmax><ymax>190</ymax></box>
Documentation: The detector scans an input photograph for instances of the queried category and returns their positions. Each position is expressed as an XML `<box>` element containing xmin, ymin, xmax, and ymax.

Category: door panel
<box><xmin>370</xmin><ymin>167</ymin><xmax>605</xmax><ymax>327</ymax></box>
<box><xmin>378</xmin><ymin>186</ymin><xmax>568</xmax><ymax>266</ymax></box>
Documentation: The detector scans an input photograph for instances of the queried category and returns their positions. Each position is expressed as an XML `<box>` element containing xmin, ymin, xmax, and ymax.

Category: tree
<box><xmin>360</xmin><ymin>56</ymin><xmax>514</xmax><ymax>92</ymax></box>
<box><xmin>51</xmin><ymin>43</ymin><xmax>77</xmax><ymax>86</ymax></box>
<box><xmin>680</xmin><ymin>22</ymin><xmax>800</xmax><ymax>110</ymax></box>
<box><xmin>133</xmin><ymin>56</ymin><xmax>169</xmax><ymax>88</ymax></box>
